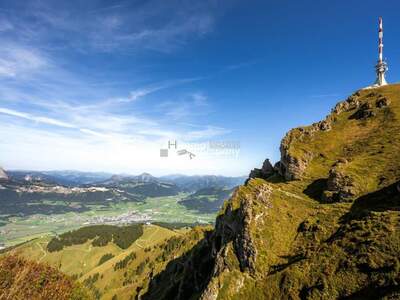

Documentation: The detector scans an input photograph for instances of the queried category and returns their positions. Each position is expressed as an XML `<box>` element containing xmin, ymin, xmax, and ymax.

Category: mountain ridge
<box><xmin>142</xmin><ymin>84</ymin><xmax>400</xmax><ymax>300</ymax></box>
<box><xmin>2</xmin><ymin>85</ymin><xmax>400</xmax><ymax>300</ymax></box>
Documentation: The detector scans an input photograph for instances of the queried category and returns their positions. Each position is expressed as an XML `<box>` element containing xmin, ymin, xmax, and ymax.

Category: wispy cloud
<box><xmin>1</xmin><ymin>0</ymin><xmax>217</xmax><ymax>53</ymax></box>
<box><xmin>0</xmin><ymin>122</ymin><xmax>237</xmax><ymax>175</ymax></box>
<box><xmin>105</xmin><ymin>77</ymin><xmax>203</xmax><ymax>104</ymax></box>
<box><xmin>222</xmin><ymin>60</ymin><xmax>258</xmax><ymax>72</ymax></box>
<box><xmin>186</xmin><ymin>125</ymin><xmax>231</xmax><ymax>140</ymax></box>
<box><xmin>104</xmin><ymin>13</ymin><xmax>215</xmax><ymax>52</ymax></box>
<box><xmin>158</xmin><ymin>92</ymin><xmax>212</xmax><ymax>120</ymax></box>
<box><xmin>0</xmin><ymin>0</ymin><xmax>237</xmax><ymax>174</ymax></box>
<box><xmin>0</xmin><ymin>107</ymin><xmax>75</xmax><ymax>128</ymax></box>
<box><xmin>0</xmin><ymin>44</ymin><xmax>48</xmax><ymax>78</ymax></box>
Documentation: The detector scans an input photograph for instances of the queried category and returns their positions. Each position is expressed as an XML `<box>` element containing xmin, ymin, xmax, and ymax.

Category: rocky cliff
<box><xmin>143</xmin><ymin>84</ymin><xmax>400</xmax><ymax>300</ymax></box>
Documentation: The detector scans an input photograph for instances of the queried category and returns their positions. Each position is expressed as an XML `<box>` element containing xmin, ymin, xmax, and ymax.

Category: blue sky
<box><xmin>0</xmin><ymin>0</ymin><xmax>399</xmax><ymax>176</ymax></box>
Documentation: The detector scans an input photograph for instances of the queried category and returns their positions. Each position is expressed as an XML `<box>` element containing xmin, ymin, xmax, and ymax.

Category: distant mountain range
<box><xmin>4</xmin><ymin>170</ymin><xmax>245</xmax><ymax>191</ymax></box>
<box><xmin>6</xmin><ymin>170</ymin><xmax>112</xmax><ymax>186</ymax></box>
<box><xmin>0</xmin><ymin>169</ymin><xmax>245</xmax><ymax>217</ymax></box>
<box><xmin>160</xmin><ymin>174</ymin><xmax>246</xmax><ymax>192</ymax></box>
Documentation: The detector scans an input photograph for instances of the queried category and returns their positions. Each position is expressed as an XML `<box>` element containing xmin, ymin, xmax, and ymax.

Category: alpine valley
<box><xmin>1</xmin><ymin>85</ymin><xmax>400</xmax><ymax>300</ymax></box>
<box><xmin>0</xmin><ymin>170</ymin><xmax>244</xmax><ymax>248</ymax></box>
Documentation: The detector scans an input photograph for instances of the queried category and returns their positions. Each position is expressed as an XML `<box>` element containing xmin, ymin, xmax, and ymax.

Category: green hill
<box><xmin>179</xmin><ymin>187</ymin><xmax>236</xmax><ymax>213</ymax></box>
<box><xmin>2</xmin><ymin>85</ymin><xmax>400</xmax><ymax>299</ymax></box>
<box><xmin>0</xmin><ymin>254</ymin><xmax>91</xmax><ymax>300</ymax></box>
<box><xmin>142</xmin><ymin>84</ymin><xmax>400</xmax><ymax>300</ymax></box>
<box><xmin>5</xmin><ymin>223</ymin><xmax>210</xmax><ymax>299</ymax></box>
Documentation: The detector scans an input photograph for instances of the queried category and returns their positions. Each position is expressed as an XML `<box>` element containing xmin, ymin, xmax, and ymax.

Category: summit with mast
<box><xmin>374</xmin><ymin>17</ymin><xmax>388</xmax><ymax>86</ymax></box>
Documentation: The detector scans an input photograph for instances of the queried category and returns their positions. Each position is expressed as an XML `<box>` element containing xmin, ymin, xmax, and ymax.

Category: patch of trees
<box><xmin>82</xmin><ymin>273</ymin><xmax>102</xmax><ymax>300</ymax></box>
<box><xmin>83</xmin><ymin>273</ymin><xmax>99</xmax><ymax>288</ymax></box>
<box><xmin>152</xmin><ymin>222</ymin><xmax>196</xmax><ymax>230</ymax></box>
<box><xmin>47</xmin><ymin>224</ymin><xmax>143</xmax><ymax>252</ymax></box>
<box><xmin>135</xmin><ymin>261</ymin><xmax>146</xmax><ymax>276</ymax></box>
<box><xmin>156</xmin><ymin>236</ymin><xmax>185</xmax><ymax>262</ymax></box>
<box><xmin>121</xmin><ymin>257</ymin><xmax>150</xmax><ymax>286</ymax></box>
<box><xmin>98</xmin><ymin>253</ymin><xmax>115</xmax><ymax>266</ymax></box>
<box><xmin>120</xmin><ymin>182</ymin><xmax>180</xmax><ymax>197</ymax></box>
<box><xmin>179</xmin><ymin>187</ymin><xmax>235</xmax><ymax>213</ymax></box>
<box><xmin>114</xmin><ymin>252</ymin><xmax>137</xmax><ymax>270</ymax></box>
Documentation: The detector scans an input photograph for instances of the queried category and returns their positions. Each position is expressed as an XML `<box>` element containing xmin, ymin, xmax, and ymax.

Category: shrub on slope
<box><xmin>0</xmin><ymin>255</ymin><xmax>91</xmax><ymax>300</ymax></box>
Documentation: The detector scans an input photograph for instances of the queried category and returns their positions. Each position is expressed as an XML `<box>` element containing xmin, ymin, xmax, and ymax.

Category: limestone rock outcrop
<box><xmin>248</xmin><ymin>159</ymin><xmax>275</xmax><ymax>180</ymax></box>
<box><xmin>376</xmin><ymin>96</ymin><xmax>390</xmax><ymax>108</ymax></box>
<box><xmin>275</xmin><ymin>130</ymin><xmax>313</xmax><ymax>180</ymax></box>
<box><xmin>332</xmin><ymin>92</ymin><xmax>361</xmax><ymax>115</ymax></box>
<box><xmin>322</xmin><ymin>162</ymin><xmax>357</xmax><ymax>202</ymax></box>
<box><xmin>350</xmin><ymin>102</ymin><xmax>376</xmax><ymax>120</ymax></box>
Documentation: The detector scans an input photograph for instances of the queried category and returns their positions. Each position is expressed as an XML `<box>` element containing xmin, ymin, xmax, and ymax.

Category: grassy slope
<box><xmin>78</xmin><ymin>224</ymin><xmax>181</xmax><ymax>299</ymax></box>
<box><xmin>4</xmin><ymin>86</ymin><xmax>400</xmax><ymax>300</ymax></box>
<box><xmin>10</xmin><ymin>225</ymin><xmax>173</xmax><ymax>273</ymax></box>
<box><xmin>8</xmin><ymin>224</ymin><xmax>208</xmax><ymax>300</ymax></box>
<box><xmin>88</xmin><ymin>226</ymin><xmax>207</xmax><ymax>300</ymax></box>
<box><xmin>139</xmin><ymin>85</ymin><xmax>400</xmax><ymax>300</ymax></box>
<box><xmin>0</xmin><ymin>254</ymin><xmax>91</xmax><ymax>300</ymax></box>
<box><xmin>212</xmin><ymin>85</ymin><xmax>400</xmax><ymax>299</ymax></box>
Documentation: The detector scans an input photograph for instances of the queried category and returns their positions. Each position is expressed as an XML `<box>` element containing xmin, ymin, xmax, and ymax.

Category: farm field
<box><xmin>0</xmin><ymin>194</ymin><xmax>215</xmax><ymax>248</ymax></box>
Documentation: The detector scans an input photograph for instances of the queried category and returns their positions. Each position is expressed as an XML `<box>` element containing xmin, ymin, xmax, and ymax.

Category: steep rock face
<box><xmin>249</xmin><ymin>159</ymin><xmax>275</xmax><ymax>180</ymax></box>
<box><xmin>275</xmin><ymin>113</ymin><xmax>338</xmax><ymax>181</ymax></box>
<box><xmin>143</xmin><ymin>182</ymin><xmax>274</xmax><ymax>300</ymax></box>
<box><xmin>200</xmin><ymin>183</ymin><xmax>274</xmax><ymax>299</ymax></box>
<box><xmin>275</xmin><ymin>91</ymin><xmax>363</xmax><ymax>181</ymax></box>
<box><xmin>276</xmin><ymin>141</ymin><xmax>311</xmax><ymax>180</ymax></box>
<box><xmin>214</xmin><ymin>184</ymin><xmax>272</xmax><ymax>274</ymax></box>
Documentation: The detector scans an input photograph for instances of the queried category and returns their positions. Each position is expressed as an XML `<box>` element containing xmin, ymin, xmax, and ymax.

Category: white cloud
<box><xmin>0</xmin><ymin>107</ymin><xmax>75</xmax><ymax>128</ymax></box>
<box><xmin>186</xmin><ymin>126</ymin><xmax>231</xmax><ymax>140</ymax></box>
<box><xmin>160</xmin><ymin>92</ymin><xmax>211</xmax><ymax>120</ymax></box>
<box><xmin>0</xmin><ymin>44</ymin><xmax>47</xmax><ymax>78</ymax></box>
<box><xmin>0</xmin><ymin>1</ymin><xmax>241</xmax><ymax>175</ymax></box>
<box><xmin>101</xmin><ymin>15</ymin><xmax>123</xmax><ymax>31</ymax></box>
<box><xmin>6</xmin><ymin>0</ymin><xmax>217</xmax><ymax>53</ymax></box>
<box><xmin>106</xmin><ymin>13</ymin><xmax>215</xmax><ymax>52</ymax></box>
<box><xmin>104</xmin><ymin>78</ymin><xmax>203</xmax><ymax>105</ymax></box>
<box><xmin>138</xmin><ymin>128</ymin><xmax>179</xmax><ymax>139</ymax></box>
<box><xmin>79</xmin><ymin>128</ymin><xmax>111</xmax><ymax>139</ymax></box>
<box><xmin>191</xmin><ymin>92</ymin><xmax>208</xmax><ymax>106</ymax></box>
<box><xmin>0</xmin><ymin>122</ymin><xmax>241</xmax><ymax>176</ymax></box>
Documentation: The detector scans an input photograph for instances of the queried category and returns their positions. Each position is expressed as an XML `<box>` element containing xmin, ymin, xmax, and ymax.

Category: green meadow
<box><xmin>0</xmin><ymin>194</ymin><xmax>215</xmax><ymax>247</ymax></box>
